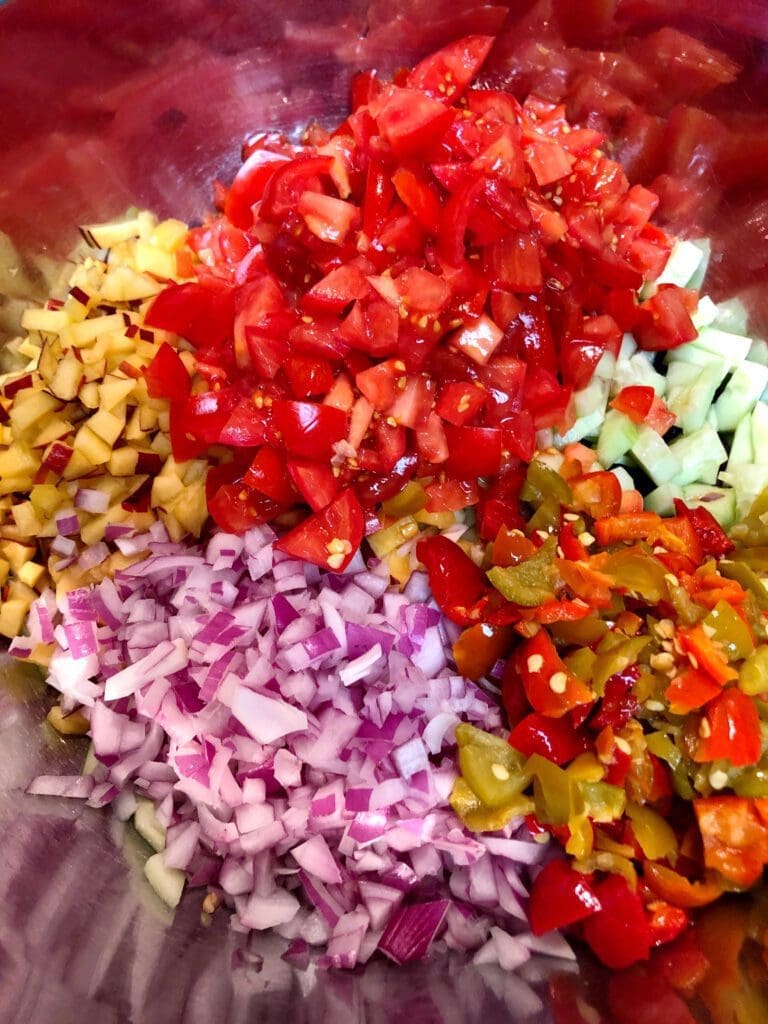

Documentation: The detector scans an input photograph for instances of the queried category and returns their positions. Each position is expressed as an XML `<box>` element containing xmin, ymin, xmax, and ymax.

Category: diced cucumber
<box><xmin>752</xmin><ymin>402</ymin><xmax>768</xmax><ymax>465</ymax></box>
<box><xmin>727</xmin><ymin>414</ymin><xmax>754</xmax><ymax>469</ymax></box>
<box><xmin>719</xmin><ymin>463</ymin><xmax>768</xmax><ymax>517</ymax></box>
<box><xmin>631</xmin><ymin>424</ymin><xmax>682</xmax><ymax>485</ymax></box>
<box><xmin>714</xmin><ymin>363</ymin><xmax>768</xmax><ymax>431</ymax></box>
<box><xmin>692</xmin><ymin>295</ymin><xmax>718</xmax><ymax>331</ymax></box>
<box><xmin>645</xmin><ymin>482</ymin><xmax>684</xmax><ymax>516</ymax></box>
<box><xmin>556</xmin><ymin>378</ymin><xmax>609</xmax><ymax>445</ymax></box>
<box><xmin>686</xmin><ymin>239</ymin><xmax>711</xmax><ymax>291</ymax></box>
<box><xmin>690</xmin><ymin>327</ymin><xmax>752</xmax><ymax>369</ymax></box>
<box><xmin>597</xmin><ymin>409</ymin><xmax>639</xmax><ymax>467</ymax></box>
<box><xmin>748</xmin><ymin>338</ymin><xmax>768</xmax><ymax>367</ymax></box>
<box><xmin>613</xmin><ymin>352</ymin><xmax>666</xmax><ymax>395</ymax></box>
<box><xmin>618</xmin><ymin>334</ymin><xmax>637</xmax><ymax>362</ymax></box>
<box><xmin>144</xmin><ymin>852</ymin><xmax>185</xmax><ymax>909</ymax></box>
<box><xmin>668</xmin><ymin>425</ymin><xmax>727</xmax><ymax>486</ymax></box>
<box><xmin>134</xmin><ymin>796</ymin><xmax>167</xmax><ymax>853</ymax></box>
<box><xmin>681</xmin><ymin>484</ymin><xmax>737</xmax><ymax>529</ymax></box>
<box><xmin>665</xmin><ymin>360</ymin><xmax>729</xmax><ymax>435</ymax></box>
<box><xmin>666</xmin><ymin>343</ymin><xmax>723</xmax><ymax>369</ymax></box>
<box><xmin>593</xmin><ymin>350</ymin><xmax>617</xmax><ymax>382</ymax></box>
<box><xmin>713</xmin><ymin>297</ymin><xmax>750</xmax><ymax>336</ymax></box>
<box><xmin>645</xmin><ymin>238</ymin><xmax>706</xmax><ymax>295</ymax></box>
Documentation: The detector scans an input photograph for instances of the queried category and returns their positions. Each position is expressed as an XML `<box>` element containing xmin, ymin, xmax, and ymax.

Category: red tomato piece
<box><xmin>218</xmin><ymin>397</ymin><xmax>270</xmax><ymax>447</ymax></box>
<box><xmin>287</xmin><ymin>459</ymin><xmax>340</xmax><ymax>512</ymax></box>
<box><xmin>635</xmin><ymin>286</ymin><xmax>698</xmax><ymax>351</ymax></box>
<box><xmin>374</xmin><ymin>86</ymin><xmax>455</xmax><ymax>159</ymax></box>
<box><xmin>301</xmin><ymin>264</ymin><xmax>370</xmax><ymax>314</ymax></box>
<box><xmin>145</xmin><ymin>279</ymin><xmax>235</xmax><ymax>349</ymax></box>
<box><xmin>451</xmin><ymin>314</ymin><xmax>504</xmax><ymax>366</ymax></box>
<box><xmin>386</xmin><ymin>374</ymin><xmax>435</xmax><ymax>429</ymax></box>
<box><xmin>298</xmin><ymin>191</ymin><xmax>359</xmax><ymax>246</ymax></box>
<box><xmin>415</xmin><ymin>411</ymin><xmax>449</xmax><ymax>463</ymax></box>
<box><xmin>391</xmin><ymin>169</ymin><xmax>442</xmax><ymax>233</ymax></box>
<box><xmin>362</xmin><ymin>158</ymin><xmax>395</xmax><ymax>238</ymax></box>
<box><xmin>144</xmin><ymin>342</ymin><xmax>190</xmax><ymax>402</ymax></box>
<box><xmin>283</xmin><ymin>354</ymin><xmax>335</xmax><ymax>399</ymax></box>
<box><xmin>435</xmin><ymin>381</ymin><xmax>486</xmax><ymax>426</ymax></box>
<box><xmin>225</xmin><ymin>148</ymin><xmax>290</xmax><ymax>229</ymax></box>
<box><xmin>272</xmin><ymin>400</ymin><xmax>347</xmax><ymax>460</ymax></box>
<box><xmin>273</xmin><ymin>488</ymin><xmax>364</xmax><ymax>572</ymax></box>
<box><xmin>606</xmin><ymin>967</ymin><xmax>697</xmax><ymax>1024</ymax></box>
<box><xmin>259</xmin><ymin>155</ymin><xmax>334</xmax><ymax>221</ymax></box>
<box><xmin>528</xmin><ymin>859</ymin><xmax>602</xmax><ymax>936</ymax></box>
<box><xmin>244</xmin><ymin>447</ymin><xmax>297</xmax><ymax>504</ymax></box>
<box><xmin>444</xmin><ymin>424</ymin><xmax>502</xmax><ymax>478</ymax></box>
<box><xmin>665</xmin><ymin>669</ymin><xmax>722</xmax><ymax>714</ymax></box>
<box><xmin>408</xmin><ymin>36</ymin><xmax>495</xmax><ymax>104</ymax></box>
<box><xmin>395</xmin><ymin>266</ymin><xmax>450</xmax><ymax>313</ymax></box>
<box><xmin>485</xmin><ymin>232</ymin><xmax>542</xmax><ymax>292</ymax></box>
<box><xmin>570</xmin><ymin>471</ymin><xmax>622</xmax><ymax>519</ymax></box>
<box><xmin>208</xmin><ymin>481</ymin><xmax>284</xmax><ymax>534</ymax></box>
<box><xmin>424</xmin><ymin>477</ymin><xmax>479</xmax><ymax>512</ymax></box>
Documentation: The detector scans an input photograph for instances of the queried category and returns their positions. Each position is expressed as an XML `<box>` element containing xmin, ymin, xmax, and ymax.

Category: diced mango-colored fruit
<box><xmin>0</xmin><ymin>599</ymin><xmax>29</xmax><ymax>638</ymax></box>
<box><xmin>0</xmin><ymin>559</ymin><xmax>9</xmax><ymax>585</ymax></box>
<box><xmin>17</xmin><ymin>561</ymin><xmax>46</xmax><ymax>588</ymax></box>
<box><xmin>108</xmin><ymin>447</ymin><xmax>138</xmax><ymax>476</ymax></box>
<box><xmin>100</xmin><ymin>265</ymin><xmax>162</xmax><ymax>302</ymax></box>
<box><xmin>79</xmin><ymin>382</ymin><xmax>100</xmax><ymax>409</ymax></box>
<box><xmin>34</xmin><ymin>415</ymin><xmax>73</xmax><ymax>448</ymax></box>
<box><xmin>11</xmin><ymin>501</ymin><xmax>42</xmax><ymax>536</ymax></box>
<box><xmin>88</xmin><ymin>406</ymin><xmax>125</xmax><ymax>446</ymax></box>
<box><xmin>151</xmin><ymin>219</ymin><xmax>188</xmax><ymax>251</ymax></box>
<box><xmin>9</xmin><ymin>389</ymin><xmax>61</xmax><ymax>434</ymax></box>
<box><xmin>20</xmin><ymin>307</ymin><xmax>71</xmax><ymax>333</ymax></box>
<box><xmin>0</xmin><ymin>540</ymin><xmax>37</xmax><ymax>572</ymax></box>
<box><xmin>73</xmin><ymin>424</ymin><xmax>112</xmax><ymax>465</ymax></box>
<box><xmin>134</xmin><ymin>240</ymin><xmax>177</xmax><ymax>280</ymax></box>
<box><xmin>49</xmin><ymin>352</ymin><xmax>84</xmax><ymax>401</ymax></box>
<box><xmin>99</xmin><ymin>374</ymin><xmax>136</xmax><ymax>411</ymax></box>
<box><xmin>30</xmin><ymin>484</ymin><xmax>63</xmax><ymax>518</ymax></box>
<box><xmin>80</xmin><ymin>216</ymin><xmax>143</xmax><ymax>248</ymax></box>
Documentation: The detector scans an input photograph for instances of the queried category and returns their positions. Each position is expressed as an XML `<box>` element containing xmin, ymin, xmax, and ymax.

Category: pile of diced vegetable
<box><xmin>4</xmin><ymin>33</ymin><xmax>768</xmax><ymax>980</ymax></box>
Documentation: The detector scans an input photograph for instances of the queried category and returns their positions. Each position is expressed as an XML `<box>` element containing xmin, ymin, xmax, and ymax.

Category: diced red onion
<box><xmin>55</xmin><ymin>509</ymin><xmax>80</xmax><ymax>536</ymax></box>
<box><xmin>24</xmin><ymin>523</ymin><xmax>560</xmax><ymax>970</ymax></box>
<box><xmin>75</xmin><ymin>488</ymin><xmax>110</xmax><ymax>514</ymax></box>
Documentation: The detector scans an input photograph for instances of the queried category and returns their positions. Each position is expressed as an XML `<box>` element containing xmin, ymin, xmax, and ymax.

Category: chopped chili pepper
<box><xmin>582</xmin><ymin>873</ymin><xmax>653</xmax><ymax>969</ymax></box>
<box><xmin>416</xmin><ymin>534</ymin><xmax>488</xmax><ymax>625</ymax></box>
<box><xmin>509</xmin><ymin>713</ymin><xmax>589</xmax><ymax>765</ymax></box>
<box><xmin>507</xmin><ymin>630</ymin><xmax>594</xmax><ymax>718</ymax></box>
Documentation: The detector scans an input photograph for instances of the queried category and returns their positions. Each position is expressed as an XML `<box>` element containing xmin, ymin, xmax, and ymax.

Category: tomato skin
<box><xmin>444</xmin><ymin>424</ymin><xmax>502</xmax><ymax>478</ymax></box>
<box><xmin>144</xmin><ymin>342</ymin><xmax>190</xmax><ymax>402</ymax></box>
<box><xmin>435</xmin><ymin>381</ymin><xmax>486</xmax><ymax>426</ymax></box>
<box><xmin>145</xmin><ymin>279</ymin><xmax>235</xmax><ymax>349</ymax></box>
<box><xmin>273</xmin><ymin>488</ymin><xmax>364</xmax><ymax>572</ymax></box>
<box><xmin>208</xmin><ymin>481</ymin><xmax>284</xmax><ymax>534</ymax></box>
<box><xmin>528</xmin><ymin>859</ymin><xmax>602</xmax><ymax>936</ymax></box>
<box><xmin>672</xmin><ymin>500</ymin><xmax>734</xmax><ymax>558</ymax></box>
<box><xmin>287</xmin><ymin>459</ymin><xmax>340</xmax><ymax>512</ymax></box>
<box><xmin>272</xmin><ymin>400</ymin><xmax>347</xmax><ymax>460</ymax></box>
<box><xmin>374</xmin><ymin>86</ymin><xmax>455</xmax><ymax>159</ymax></box>
<box><xmin>225</xmin><ymin>148</ymin><xmax>290</xmax><ymax>229</ymax></box>
<box><xmin>169</xmin><ymin>388</ymin><xmax>239</xmax><ymax>461</ymax></box>
<box><xmin>408</xmin><ymin>36</ymin><xmax>495</xmax><ymax>104</ymax></box>
<box><xmin>283</xmin><ymin>354</ymin><xmax>335</xmax><ymax>399</ymax></box>
<box><xmin>635</xmin><ymin>286</ymin><xmax>698</xmax><ymax>352</ymax></box>
<box><xmin>243</xmin><ymin>446</ymin><xmax>297</xmax><ymax>504</ymax></box>
<box><xmin>218</xmin><ymin>397</ymin><xmax>270</xmax><ymax>447</ymax></box>
<box><xmin>259</xmin><ymin>154</ymin><xmax>335</xmax><ymax>221</ymax></box>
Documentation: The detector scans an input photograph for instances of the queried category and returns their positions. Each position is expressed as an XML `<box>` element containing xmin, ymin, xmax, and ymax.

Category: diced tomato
<box><xmin>218</xmin><ymin>397</ymin><xmax>270</xmax><ymax>447</ymax></box>
<box><xmin>451</xmin><ymin>314</ymin><xmax>504</xmax><ymax>366</ymax></box>
<box><xmin>391</xmin><ymin>169</ymin><xmax>442</xmax><ymax>233</ymax></box>
<box><xmin>225</xmin><ymin>148</ymin><xmax>291</xmax><ymax>229</ymax></box>
<box><xmin>435</xmin><ymin>381</ymin><xmax>486</xmax><ymax>426</ymax></box>
<box><xmin>144</xmin><ymin>342</ymin><xmax>190</xmax><ymax>402</ymax></box>
<box><xmin>272</xmin><ymin>400</ymin><xmax>348</xmax><ymax>460</ymax></box>
<box><xmin>274</xmin><ymin>488</ymin><xmax>364</xmax><ymax>572</ymax></box>
<box><xmin>570</xmin><ymin>471</ymin><xmax>622</xmax><ymax>519</ymax></box>
<box><xmin>287</xmin><ymin>459</ymin><xmax>340</xmax><ymax>512</ymax></box>
<box><xmin>259</xmin><ymin>155</ymin><xmax>334</xmax><ymax>221</ymax></box>
<box><xmin>283</xmin><ymin>354</ymin><xmax>334</xmax><ymax>399</ymax></box>
<box><xmin>415</xmin><ymin>411</ymin><xmax>449</xmax><ymax>463</ymax></box>
<box><xmin>208</xmin><ymin>480</ymin><xmax>284</xmax><ymax>534</ymax></box>
<box><xmin>444</xmin><ymin>424</ymin><xmax>502</xmax><ymax>478</ymax></box>
<box><xmin>145</xmin><ymin>279</ymin><xmax>235</xmax><ymax>349</ymax></box>
<box><xmin>673</xmin><ymin>500</ymin><xmax>734</xmax><ymax>558</ymax></box>
<box><xmin>302</xmin><ymin>264</ymin><xmax>370</xmax><ymax>314</ymax></box>
<box><xmin>635</xmin><ymin>286</ymin><xmax>698</xmax><ymax>352</ymax></box>
<box><xmin>408</xmin><ymin>36</ymin><xmax>495</xmax><ymax>104</ymax></box>
<box><xmin>606</xmin><ymin>967</ymin><xmax>697</xmax><ymax>1024</ymax></box>
<box><xmin>374</xmin><ymin>86</ymin><xmax>455</xmax><ymax>159</ymax></box>
<box><xmin>424</xmin><ymin>477</ymin><xmax>479</xmax><ymax>512</ymax></box>
<box><xmin>386</xmin><ymin>374</ymin><xmax>435</xmax><ymax>429</ymax></box>
<box><xmin>244</xmin><ymin>446</ymin><xmax>297</xmax><ymax>504</ymax></box>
